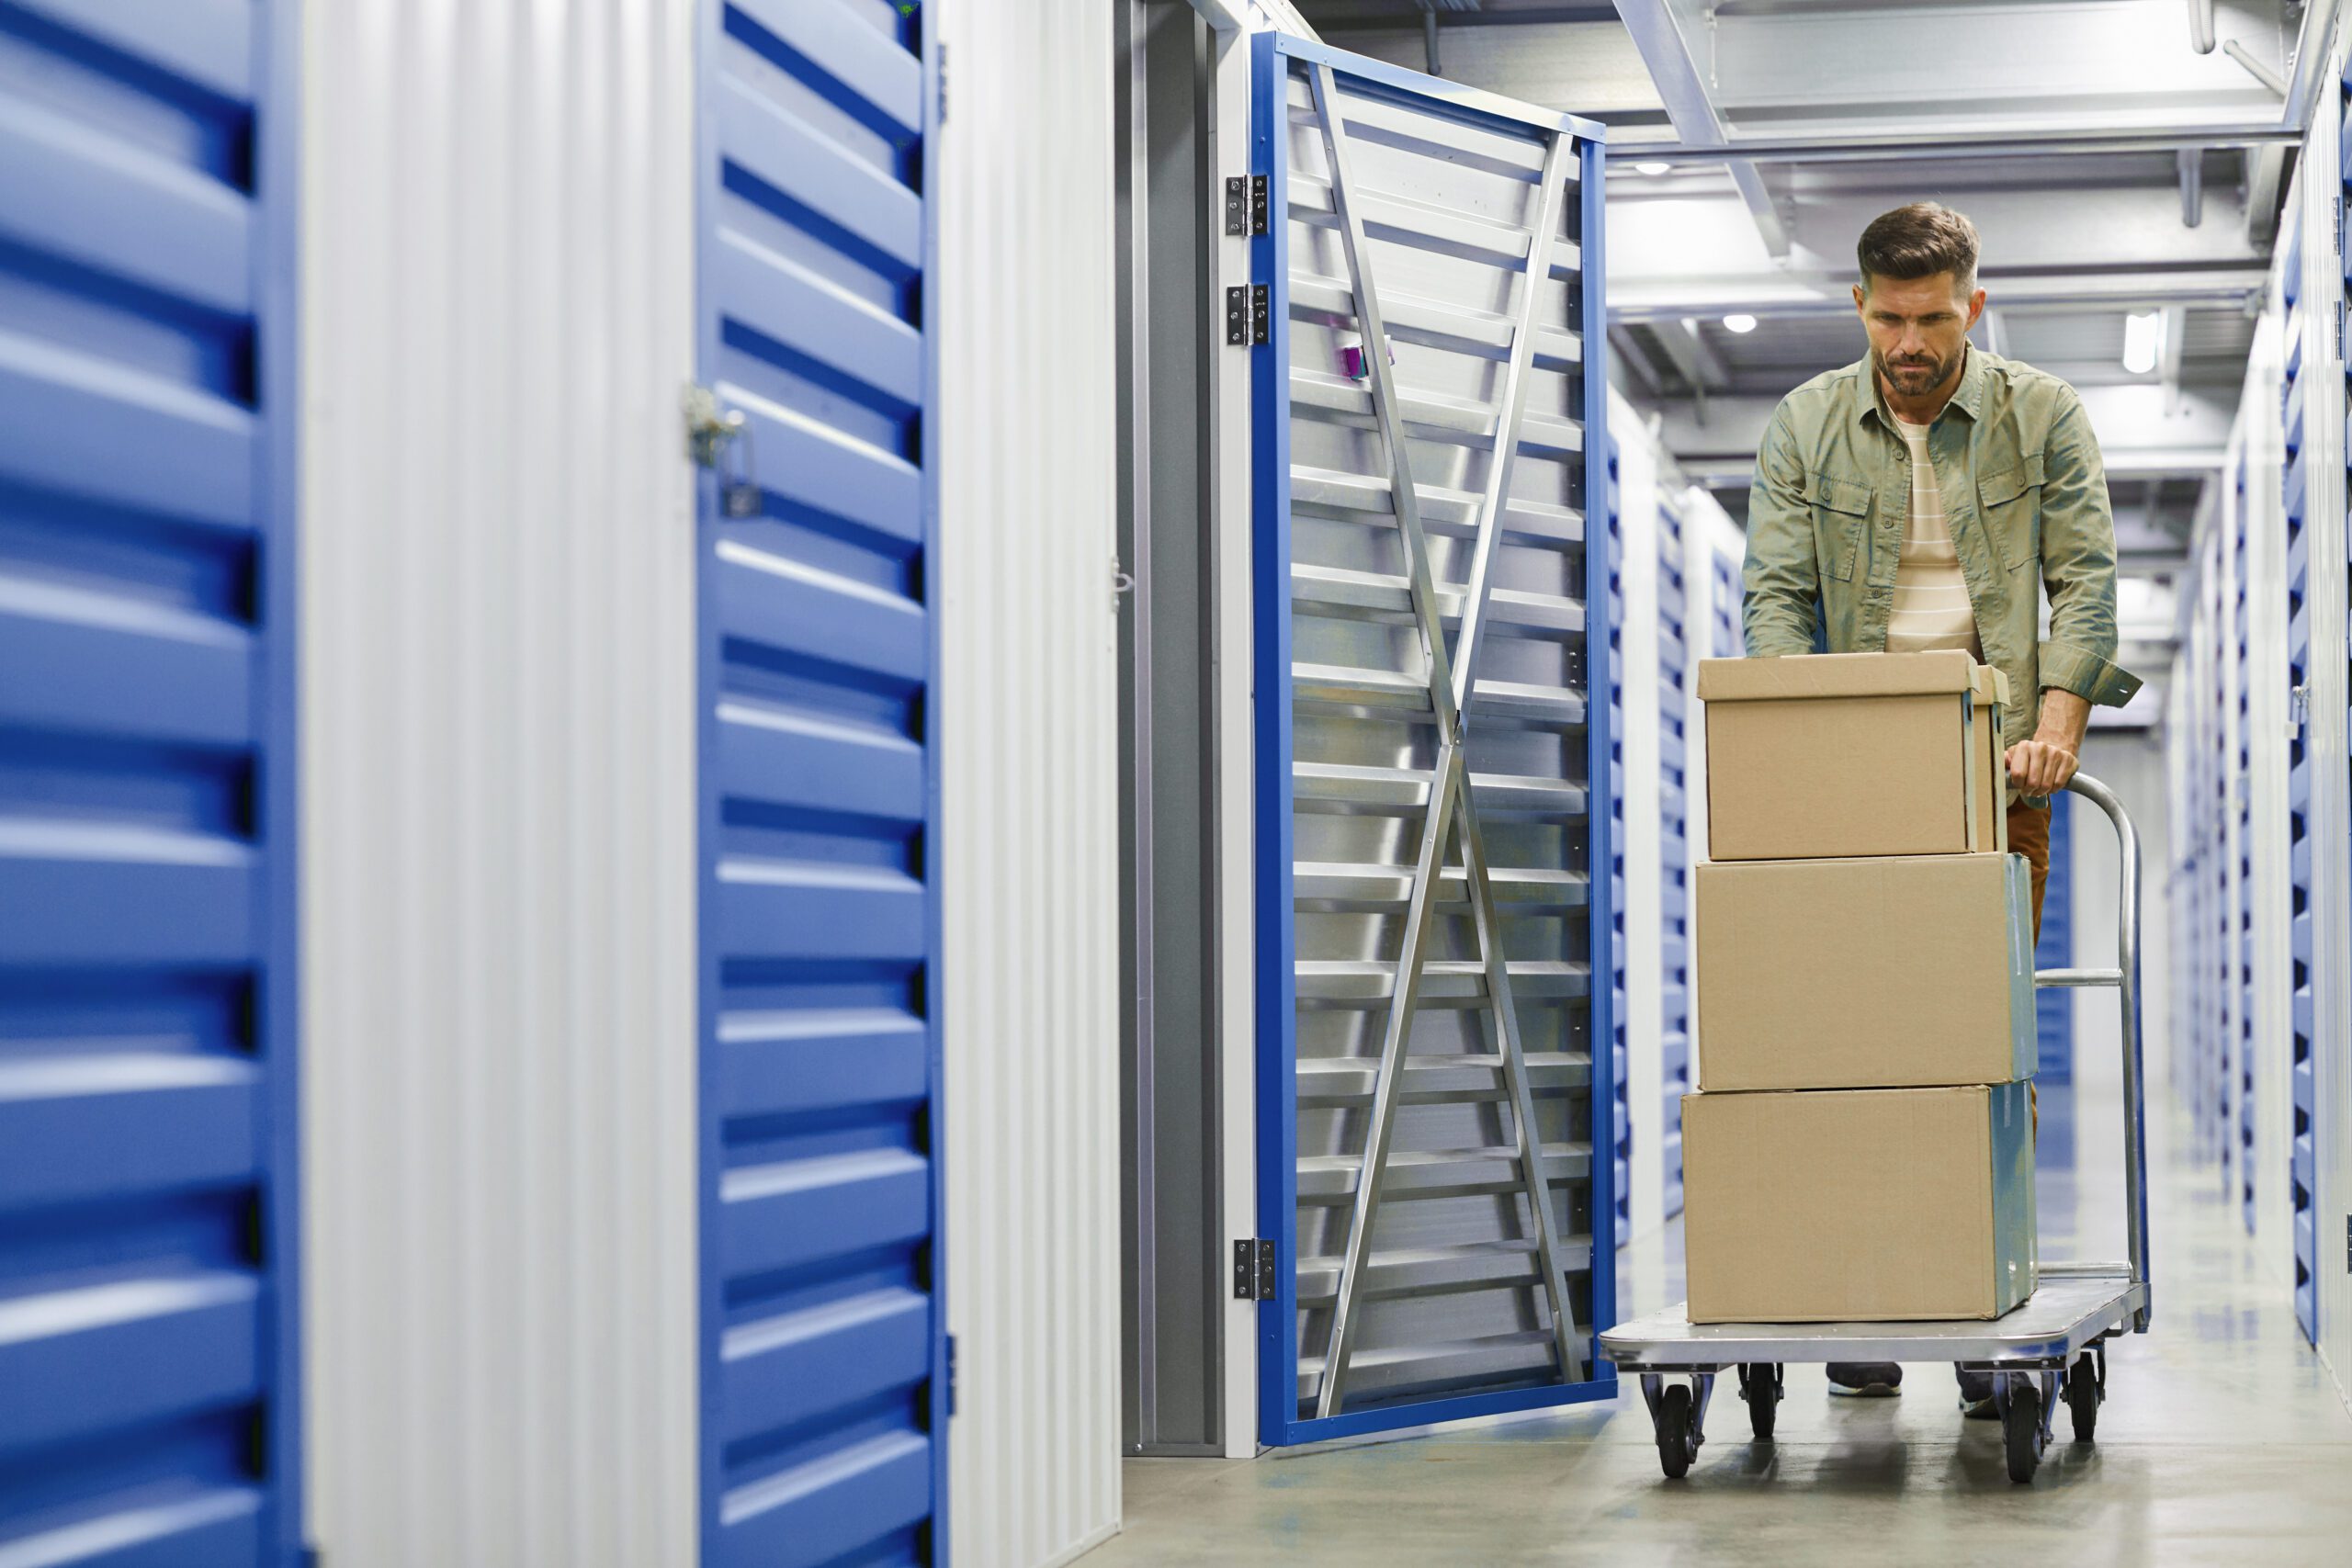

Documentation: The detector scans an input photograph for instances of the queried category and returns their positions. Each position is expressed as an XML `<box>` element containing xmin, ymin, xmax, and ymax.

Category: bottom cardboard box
<box><xmin>1681</xmin><ymin>1082</ymin><xmax>2036</xmax><ymax>1324</ymax></box>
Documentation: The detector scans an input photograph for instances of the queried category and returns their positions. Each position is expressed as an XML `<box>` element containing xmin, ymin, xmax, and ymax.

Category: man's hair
<box><xmin>1857</xmin><ymin>202</ymin><xmax>1980</xmax><ymax>297</ymax></box>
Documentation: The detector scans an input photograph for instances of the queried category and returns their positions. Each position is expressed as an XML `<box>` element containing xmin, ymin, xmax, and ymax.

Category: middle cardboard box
<box><xmin>1694</xmin><ymin>849</ymin><xmax>2037</xmax><ymax>1091</ymax></box>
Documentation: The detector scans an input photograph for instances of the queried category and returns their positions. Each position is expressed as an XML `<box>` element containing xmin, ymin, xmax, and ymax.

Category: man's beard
<box><xmin>1876</xmin><ymin>343</ymin><xmax>1962</xmax><ymax>397</ymax></box>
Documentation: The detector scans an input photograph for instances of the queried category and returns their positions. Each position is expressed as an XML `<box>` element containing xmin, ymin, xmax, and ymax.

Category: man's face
<box><xmin>1852</xmin><ymin>272</ymin><xmax>1987</xmax><ymax>400</ymax></box>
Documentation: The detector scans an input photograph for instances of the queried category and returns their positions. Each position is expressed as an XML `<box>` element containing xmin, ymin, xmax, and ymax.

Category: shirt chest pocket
<box><xmin>1804</xmin><ymin>471</ymin><xmax>1871</xmax><ymax>581</ymax></box>
<box><xmin>1975</xmin><ymin>453</ymin><xmax>2045</xmax><ymax>570</ymax></box>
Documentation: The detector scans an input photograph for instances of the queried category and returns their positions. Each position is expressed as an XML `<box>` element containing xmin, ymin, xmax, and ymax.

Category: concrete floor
<box><xmin>1095</xmin><ymin>1089</ymin><xmax>2352</xmax><ymax>1566</ymax></box>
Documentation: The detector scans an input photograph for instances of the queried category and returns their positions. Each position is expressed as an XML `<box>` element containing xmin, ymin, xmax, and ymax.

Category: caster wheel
<box><xmin>1655</xmin><ymin>1383</ymin><xmax>1700</xmax><ymax>1479</ymax></box>
<box><xmin>2064</xmin><ymin>1364</ymin><xmax>2099</xmax><ymax>1443</ymax></box>
<box><xmin>2003</xmin><ymin>1384</ymin><xmax>2044</xmax><ymax>1483</ymax></box>
<box><xmin>1738</xmin><ymin>1363</ymin><xmax>1781</xmax><ymax>1441</ymax></box>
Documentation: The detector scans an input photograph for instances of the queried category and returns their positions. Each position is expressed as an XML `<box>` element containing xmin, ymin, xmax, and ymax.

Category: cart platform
<box><xmin>1600</xmin><ymin>1261</ymin><xmax>2147</xmax><ymax>1371</ymax></box>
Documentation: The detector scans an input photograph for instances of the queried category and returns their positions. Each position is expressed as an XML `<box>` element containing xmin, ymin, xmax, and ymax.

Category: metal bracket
<box><xmin>1225</xmin><ymin>284</ymin><xmax>1269</xmax><ymax>346</ymax></box>
<box><xmin>945</xmin><ymin>1334</ymin><xmax>959</xmax><ymax>1416</ymax></box>
<box><xmin>1225</xmin><ymin>173</ymin><xmax>1268</xmax><ymax>236</ymax></box>
<box><xmin>1233</xmin><ymin>1238</ymin><xmax>1277</xmax><ymax>1301</ymax></box>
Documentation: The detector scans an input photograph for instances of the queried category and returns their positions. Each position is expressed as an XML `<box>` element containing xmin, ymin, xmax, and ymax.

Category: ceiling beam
<box><xmin>1612</xmin><ymin>123</ymin><xmax>2304</xmax><ymax>164</ymax></box>
<box><xmin>1611</xmin><ymin>0</ymin><xmax>1792</xmax><ymax>260</ymax></box>
<box><xmin>1609</xmin><ymin>324</ymin><xmax>1672</xmax><ymax>398</ymax></box>
<box><xmin>1611</xmin><ymin>270</ymin><xmax>2269</xmax><ymax>323</ymax></box>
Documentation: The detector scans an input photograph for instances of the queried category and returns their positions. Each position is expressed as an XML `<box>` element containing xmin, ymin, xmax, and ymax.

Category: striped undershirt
<box><xmin>1885</xmin><ymin>415</ymin><xmax>1984</xmax><ymax>660</ymax></box>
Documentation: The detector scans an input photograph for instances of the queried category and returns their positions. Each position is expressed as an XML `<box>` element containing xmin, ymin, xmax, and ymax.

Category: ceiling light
<box><xmin>1722</xmin><ymin>313</ymin><xmax>1758</xmax><ymax>334</ymax></box>
<box><xmin>2122</xmin><ymin>310</ymin><xmax>2163</xmax><ymax>375</ymax></box>
<box><xmin>1634</xmin><ymin>160</ymin><xmax>1671</xmax><ymax>176</ymax></box>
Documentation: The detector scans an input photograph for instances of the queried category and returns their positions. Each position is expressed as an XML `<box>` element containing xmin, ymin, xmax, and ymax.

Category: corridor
<box><xmin>1100</xmin><ymin>1087</ymin><xmax>2352</xmax><ymax>1565</ymax></box>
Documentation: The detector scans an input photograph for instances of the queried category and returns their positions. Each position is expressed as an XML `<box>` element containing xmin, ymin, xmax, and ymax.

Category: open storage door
<box><xmin>691</xmin><ymin>2</ymin><xmax>947</xmax><ymax>1562</ymax></box>
<box><xmin>1250</xmin><ymin>32</ymin><xmax>1615</xmax><ymax>1445</ymax></box>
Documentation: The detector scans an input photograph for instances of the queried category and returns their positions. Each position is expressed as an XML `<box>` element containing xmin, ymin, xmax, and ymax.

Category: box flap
<box><xmin>1698</xmin><ymin>649</ymin><xmax>1977</xmax><ymax>703</ymax></box>
<box><xmin>1969</xmin><ymin>663</ymin><xmax>2010</xmax><ymax>707</ymax></box>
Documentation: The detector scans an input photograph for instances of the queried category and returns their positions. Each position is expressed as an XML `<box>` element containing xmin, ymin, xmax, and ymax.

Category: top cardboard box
<box><xmin>1698</xmin><ymin>650</ymin><xmax>2010</xmax><ymax>861</ymax></box>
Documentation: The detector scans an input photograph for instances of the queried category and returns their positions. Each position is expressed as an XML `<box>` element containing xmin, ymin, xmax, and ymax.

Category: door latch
<box><xmin>2290</xmin><ymin>681</ymin><xmax>2311</xmax><ymax>737</ymax></box>
<box><xmin>683</xmin><ymin>384</ymin><xmax>762</xmax><ymax>518</ymax></box>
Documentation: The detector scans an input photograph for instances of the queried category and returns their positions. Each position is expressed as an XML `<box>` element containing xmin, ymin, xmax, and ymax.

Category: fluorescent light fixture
<box><xmin>1722</xmin><ymin>313</ymin><xmax>1758</xmax><ymax>334</ymax></box>
<box><xmin>1634</xmin><ymin>160</ymin><xmax>1671</xmax><ymax>175</ymax></box>
<box><xmin>2122</xmin><ymin>310</ymin><xmax>2163</xmax><ymax>375</ymax></box>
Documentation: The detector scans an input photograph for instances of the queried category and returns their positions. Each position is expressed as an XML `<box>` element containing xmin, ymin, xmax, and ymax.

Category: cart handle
<box><xmin>2037</xmin><ymin>771</ymin><xmax>2151</xmax><ymax>1333</ymax></box>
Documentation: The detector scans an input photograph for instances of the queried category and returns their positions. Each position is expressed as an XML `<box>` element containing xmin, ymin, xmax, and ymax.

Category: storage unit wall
<box><xmin>299</xmin><ymin>2</ymin><xmax>1125</xmax><ymax>1563</ymax></box>
<box><xmin>2172</xmin><ymin>62</ymin><xmax>2351</xmax><ymax>1369</ymax></box>
<box><xmin>1653</xmin><ymin>487</ymin><xmax>1691</xmax><ymax>1221</ymax></box>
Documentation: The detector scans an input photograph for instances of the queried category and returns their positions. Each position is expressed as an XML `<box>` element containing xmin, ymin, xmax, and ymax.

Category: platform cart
<box><xmin>1598</xmin><ymin>773</ymin><xmax>2154</xmax><ymax>1483</ymax></box>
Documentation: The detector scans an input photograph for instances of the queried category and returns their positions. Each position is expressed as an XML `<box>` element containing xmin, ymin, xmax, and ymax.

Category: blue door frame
<box><xmin>1250</xmin><ymin>29</ymin><xmax>1617</xmax><ymax>1447</ymax></box>
<box><xmin>0</xmin><ymin>3</ymin><xmax>303</xmax><ymax>1563</ymax></box>
<box><xmin>692</xmin><ymin>2</ymin><xmax>947</xmax><ymax>1563</ymax></box>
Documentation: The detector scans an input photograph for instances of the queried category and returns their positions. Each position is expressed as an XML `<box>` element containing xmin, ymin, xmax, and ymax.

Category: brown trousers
<box><xmin>2007</xmin><ymin>799</ymin><xmax>2052</xmax><ymax>947</ymax></box>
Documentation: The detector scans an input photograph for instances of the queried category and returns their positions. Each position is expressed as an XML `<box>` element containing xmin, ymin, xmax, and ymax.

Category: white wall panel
<box><xmin>937</xmin><ymin>0</ymin><xmax>1125</xmax><ymax>1562</ymax></box>
<box><xmin>298</xmin><ymin>5</ymin><xmax>701</xmax><ymax>1564</ymax></box>
<box><xmin>1613</xmin><ymin>402</ymin><xmax>1665</xmax><ymax>1242</ymax></box>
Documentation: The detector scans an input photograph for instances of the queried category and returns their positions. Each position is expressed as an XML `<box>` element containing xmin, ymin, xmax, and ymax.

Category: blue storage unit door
<box><xmin>2034</xmin><ymin>793</ymin><xmax>2074</xmax><ymax>1080</ymax></box>
<box><xmin>692</xmin><ymin>3</ymin><xmax>946</xmax><ymax>1562</ymax></box>
<box><xmin>0</xmin><ymin>6</ymin><xmax>301</xmax><ymax>1566</ymax></box>
<box><xmin>2281</xmin><ymin>219</ymin><xmax>2316</xmax><ymax>1337</ymax></box>
<box><xmin>1250</xmin><ymin>31</ymin><xmax>1615</xmax><ymax>1444</ymax></box>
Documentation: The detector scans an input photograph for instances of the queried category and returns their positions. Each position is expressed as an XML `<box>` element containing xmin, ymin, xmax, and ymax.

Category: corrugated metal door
<box><xmin>0</xmin><ymin>4</ymin><xmax>300</xmax><ymax>1564</ymax></box>
<box><xmin>2036</xmin><ymin>794</ymin><xmax>2075</xmax><ymax>1082</ymax></box>
<box><xmin>692</xmin><ymin>3</ymin><xmax>946</xmax><ymax>1563</ymax></box>
<box><xmin>1250</xmin><ymin>32</ymin><xmax>1617</xmax><ymax>1445</ymax></box>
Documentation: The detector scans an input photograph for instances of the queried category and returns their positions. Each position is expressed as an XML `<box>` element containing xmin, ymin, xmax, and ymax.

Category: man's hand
<box><xmin>2007</xmin><ymin>687</ymin><xmax>2091</xmax><ymax>795</ymax></box>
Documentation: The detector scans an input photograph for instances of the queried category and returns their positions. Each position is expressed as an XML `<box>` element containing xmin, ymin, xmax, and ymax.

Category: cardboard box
<box><xmin>1682</xmin><ymin>1082</ymin><xmax>2037</xmax><ymax>1324</ymax></box>
<box><xmin>1698</xmin><ymin>651</ymin><xmax>2010</xmax><ymax>861</ymax></box>
<box><xmin>1694</xmin><ymin>852</ymin><xmax>2037</xmax><ymax>1090</ymax></box>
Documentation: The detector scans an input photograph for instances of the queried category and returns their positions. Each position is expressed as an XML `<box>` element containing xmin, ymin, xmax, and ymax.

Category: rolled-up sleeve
<box><xmin>1742</xmin><ymin>407</ymin><xmax>1821</xmax><ymax>657</ymax></box>
<box><xmin>2038</xmin><ymin>393</ymin><xmax>2143</xmax><ymax>706</ymax></box>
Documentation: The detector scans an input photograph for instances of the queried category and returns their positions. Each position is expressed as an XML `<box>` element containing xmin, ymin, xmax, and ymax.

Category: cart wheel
<box><xmin>1655</xmin><ymin>1383</ymin><xmax>1699</xmax><ymax>1479</ymax></box>
<box><xmin>2064</xmin><ymin>1365</ymin><xmax>2098</xmax><ymax>1443</ymax></box>
<box><xmin>2003</xmin><ymin>1384</ymin><xmax>2044</xmax><ymax>1483</ymax></box>
<box><xmin>1738</xmin><ymin>1363</ymin><xmax>1781</xmax><ymax>1441</ymax></box>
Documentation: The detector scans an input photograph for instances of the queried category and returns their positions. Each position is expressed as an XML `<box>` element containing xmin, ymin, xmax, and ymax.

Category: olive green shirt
<box><xmin>1741</xmin><ymin>347</ymin><xmax>2143</xmax><ymax>749</ymax></box>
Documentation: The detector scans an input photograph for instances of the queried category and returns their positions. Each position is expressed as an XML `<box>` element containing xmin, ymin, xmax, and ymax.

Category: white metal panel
<box><xmin>937</xmin><ymin>0</ymin><xmax>1125</xmax><ymax>1561</ymax></box>
<box><xmin>2234</xmin><ymin>309</ymin><xmax>2299</xmax><ymax>1278</ymax></box>
<box><xmin>1612</xmin><ymin>397</ymin><xmax>1664</xmax><ymax>1242</ymax></box>
<box><xmin>1679</xmin><ymin>490</ymin><xmax>1745</xmax><ymax>1100</ymax></box>
<box><xmin>298</xmin><ymin>5</ymin><xmax>702</xmax><ymax>1565</ymax></box>
<box><xmin>1210</xmin><ymin>17</ymin><xmax>1261</xmax><ymax>1463</ymax></box>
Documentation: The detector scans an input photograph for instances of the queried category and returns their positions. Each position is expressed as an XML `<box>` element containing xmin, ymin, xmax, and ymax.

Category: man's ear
<box><xmin>1966</xmin><ymin>288</ymin><xmax>1988</xmax><ymax>332</ymax></box>
<box><xmin>1852</xmin><ymin>282</ymin><xmax>1868</xmax><ymax>318</ymax></box>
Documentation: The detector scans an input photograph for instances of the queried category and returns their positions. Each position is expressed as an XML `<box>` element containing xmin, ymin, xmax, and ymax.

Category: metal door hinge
<box><xmin>1234</xmin><ymin>1238</ymin><xmax>1277</xmax><ymax>1301</ymax></box>
<box><xmin>2290</xmin><ymin>681</ymin><xmax>2311</xmax><ymax>736</ymax></box>
<box><xmin>683</xmin><ymin>384</ymin><xmax>761</xmax><ymax>517</ymax></box>
<box><xmin>936</xmin><ymin>44</ymin><xmax>948</xmax><ymax>124</ymax></box>
<box><xmin>945</xmin><ymin>1334</ymin><xmax>958</xmax><ymax>1416</ymax></box>
<box><xmin>1224</xmin><ymin>174</ymin><xmax>1268</xmax><ymax>236</ymax></box>
<box><xmin>1112</xmin><ymin>555</ymin><xmax>1136</xmax><ymax>608</ymax></box>
<box><xmin>1225</xmin><ymin>284</ymin><xmax>1268</xmax><ymax>346</ymax></box>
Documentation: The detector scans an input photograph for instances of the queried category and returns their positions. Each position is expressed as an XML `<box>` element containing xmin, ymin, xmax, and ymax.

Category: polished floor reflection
<box><xmin>1098</xmin><ymin>1086</ymin><xmax>2352</xmax><ymax>1566</ymax></box>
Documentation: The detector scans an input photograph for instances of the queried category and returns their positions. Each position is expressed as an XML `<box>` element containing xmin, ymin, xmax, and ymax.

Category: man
<box><xmin>1740</xmin><ymin>202</ymin><xmax>2142</xmax><ymax>1415</ymax></box>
